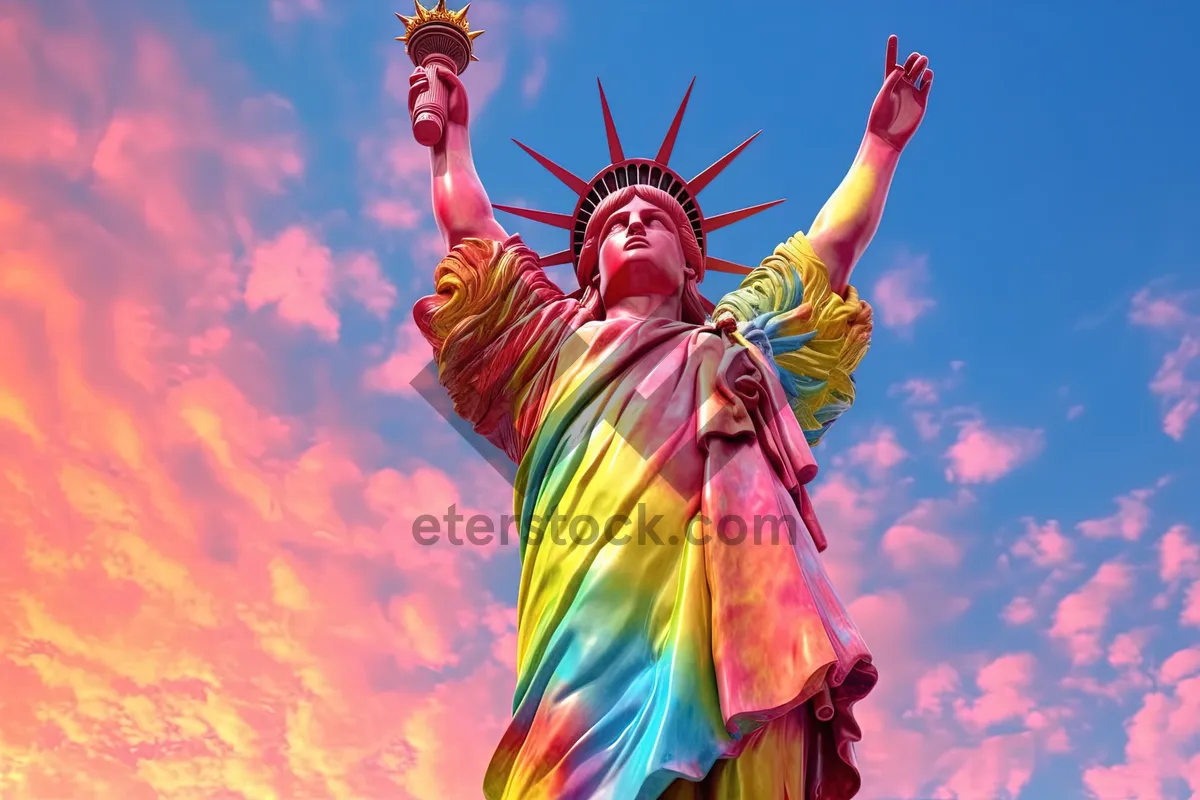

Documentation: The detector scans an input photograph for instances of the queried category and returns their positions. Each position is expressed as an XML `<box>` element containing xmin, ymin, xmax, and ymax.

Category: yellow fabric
<box><xmin>712</xmin><ymin>232</ymin><xmax>873</xmax><ymax>443</ymax></box>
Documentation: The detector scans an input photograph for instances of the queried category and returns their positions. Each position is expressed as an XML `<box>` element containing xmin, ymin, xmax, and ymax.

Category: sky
<box><xmin>0</xmin><ymin>0</ymin><xmax>1198</xmax><ymax>798</ymax></box>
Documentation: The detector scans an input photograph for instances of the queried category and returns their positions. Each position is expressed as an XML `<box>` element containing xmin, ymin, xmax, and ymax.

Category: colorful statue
<box><xmin>397</xmin><ymin>3</ymin><xmax>933</xmax><ymax>797</ymax></box>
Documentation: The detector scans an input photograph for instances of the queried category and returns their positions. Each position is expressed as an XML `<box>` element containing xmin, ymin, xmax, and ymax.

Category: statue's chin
<box><xmin>600</xmin><ymin>259</ymin><xmax>686</xmax><ymax>299</ymax></box>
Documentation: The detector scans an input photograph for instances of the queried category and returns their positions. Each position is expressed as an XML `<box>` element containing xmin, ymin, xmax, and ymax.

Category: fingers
<box><xmin>907</xmin><ymin>54</ymin><xmax>929</xmax><ymax>82</ymax></box>
<box><xmin>919</xmin><ymin>67</ymin><xmax>934</xmax><ymax>94</ymax></box>
<box><xmin>886</xmin><ymin>34</ymin><xmax>898</xmax><ymax>76</ymax></box>
<box><xmin>903</xmin><ymin>51</ymin><xmax>920</xmax><ymax>73</ymax></box>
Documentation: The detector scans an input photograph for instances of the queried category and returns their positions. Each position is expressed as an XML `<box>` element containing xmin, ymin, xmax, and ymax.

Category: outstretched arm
<box><xmin>409</xmin><ymin>65</ymin><xmax>508</xmax><ymax>250</ymax></box>
<box><xmin>808</xmin><ymin>35</ymin><xmax>933</xmax><ymax>295</ymax></box>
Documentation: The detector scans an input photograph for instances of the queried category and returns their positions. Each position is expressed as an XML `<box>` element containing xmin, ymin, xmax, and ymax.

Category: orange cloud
<box><xmin>0</xmin><ymin>5</ymin><xmax>515</xmax><ymax>798</ymax></box>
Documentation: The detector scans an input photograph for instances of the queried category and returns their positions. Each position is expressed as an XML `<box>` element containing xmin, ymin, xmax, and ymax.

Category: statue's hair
<box><xmin>572</xmin><ymin>184</ymin><xmax>714</xmax><ymax>325</ymax></box>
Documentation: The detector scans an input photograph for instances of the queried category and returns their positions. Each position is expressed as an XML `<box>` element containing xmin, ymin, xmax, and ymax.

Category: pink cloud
<box><xmin>933</xmin><ymin>732</ymin><xmax>1036</xmax><ymax>800</ymax></box>
<box><xmin>871</xmin><ymin>254</ymin><xmax>935</xmax><ymax>330</ymax></box>
<box><xmin>1160</xmin><ymin>647</ymin><xmax>1200</xmax><ymax>686</ymax></box>
<box><xmin>522</xmin><ymin>2</ymin><xmax>564</xmax><ymax>40</ymax></box>
<box><xmin>1082</xmin><ymin>681</ymin><xmax>1200</xmax><ymax>800</ymax></box>
<box><xmin>912</xmin><ymin>410</ymin><xmax>941</xmax><ymax>441</ymax></box>
<box><xmin>890</xmin><ymin>378</ymin><xmax>940</xmax><ymax>405</ymax></box>
<box><xmin>1011</xmin><ymin>517</ymin><xmax>1074</xmax><ymax>568</ymax></box>
<box><xmin>1130</xmin><ymin>287</ymin><xmax>1194</xmax><ymax>329</ymax></box>
<box><xmin>1003</xmin><ymin>596</ymin><xmax>1036</xmax><ymax>626</ymax></box>
<box><xmin>366</xmin><ymin>198</ymin><xmax>422</xmax><ymax>230</ymax></box>
<box><xmin>243</xmin><ymin>226</ymin><xmax>395</xmax><ymax>339</ymax></box>
<box><xmin>1184</xmin><ymin>581</ymin><xmax>1200</xmax><ymax>628</ymax></box>
<box><xmin>882</xmin><ymin>523</ymin><xmax>962</xmax><ymax>570</ymax></box>
<box><xmin>1076</xmin><ymin>480</ymin><xmax>1167</xmax><ymax>541</ymax></box>
<box><xmin>364</xmin><ymin>320</ymin><xmax>433</xmax><ymax>397</ymax></box>
<box><xmin>943</xmin><ymin>420</ymin><xmax>1044</xmax><ymax>484</ymax></box>
<box><xmin>913</xmin><ymin>663</ymin><xmax>960</xmax><ymax>717</ymax></box>
<box><xmin>1050</xmin><ymin>562</ymin><xmax>1134</xmax><ymax>665</ymax></box>
<box><xmin>1108</xmin><ymin>629</ymin><xmax>1151</xmax><ymax>672</ymax></box>
<box><xmin>244</xmin><ymin>226</ymin><xmax>341</xmax><ymax>339</ymax></box>
<box><xmin>1160</xmin><ymin>524</ymin><xmax>1200</xmax><ymax>586</ymax></box>
<box><xmin>1067</xmin><ymin>403</ymin><xmax>1085</xmax><ymax>421</ymax></box>
<box><xmin>522</xmin><ymin>53</ymin><xmax>548</xmax><ymax>101</ymax></box>
<box><xmin>1129</xmin><ymin>285</ymin><xmax>1200</xmax><ymax>440</ymax></box>
<box><xmin>844</xmin><ymin>426</ymin><xmax>908</xmax><ymax>474</ymax></box>
<box><xmin>953</xmin><ymin>652</ymin><xmax>1038</xmax><ymax>732</ymax></box>
<box><xmin>1154</xmin><ymin>335</ymin><xmax>1200</xmax><ymax>439</ymax></box>
<box><xmin>270</xmin><ymin>0</ymin><xmax>322</xmax><ymax>22</ymax></box>
<box><xmin>341</xmin><ymin>252</ymin><xmax>396</xmax><ymax>318</ymax></box>
<box><xmin>880</xmin><ymin>492</ymin><xmax>971</xmax><ymax>572</ymax></box>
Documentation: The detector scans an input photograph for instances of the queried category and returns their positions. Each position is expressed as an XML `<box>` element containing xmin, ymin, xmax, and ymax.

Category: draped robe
<box><xmin>413</xmin><ymin>231</ymin><xmax>878</xmax><ymax>800</ymax></box>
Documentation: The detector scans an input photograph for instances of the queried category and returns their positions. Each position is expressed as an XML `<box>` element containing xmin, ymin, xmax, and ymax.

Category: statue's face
<box><xmin>597</xmin><ymin>196</ymin><xmax>688</xmax><ymax>309</ymax></box>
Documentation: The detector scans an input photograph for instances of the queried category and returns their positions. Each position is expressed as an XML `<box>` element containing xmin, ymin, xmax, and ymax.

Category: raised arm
<box><xmin>408</xmin><ymin>65</ymin><xmax>508</xmax><ymax>250</ymax></box>
<box><xmin>808</xmin><ymin>35</ymin><xmax>933</xmax><ymax>295</ymax></box>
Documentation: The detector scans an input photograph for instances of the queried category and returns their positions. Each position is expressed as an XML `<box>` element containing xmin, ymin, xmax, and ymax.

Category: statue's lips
<box><xmin>623</xmin><ymin>237</ymin><xmax>650</xmax><ymax>251</ymax></box>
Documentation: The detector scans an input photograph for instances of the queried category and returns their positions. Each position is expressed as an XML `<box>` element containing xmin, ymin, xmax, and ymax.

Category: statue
<box><xmin>397</xmin><ymin>3</ymin><xmax>933</xmax><ymax>797</ymax></box>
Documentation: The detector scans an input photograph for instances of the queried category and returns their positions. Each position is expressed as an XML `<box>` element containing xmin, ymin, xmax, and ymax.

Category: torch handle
<box><xmin>411</xmin><ymin>54</ymin><xmax>458</xmax><ymax>147</ymax></box>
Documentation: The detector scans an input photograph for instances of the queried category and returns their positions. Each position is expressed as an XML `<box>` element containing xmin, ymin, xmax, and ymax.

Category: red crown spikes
<box><xmin>492</xmin><ymin>79</ymin><xmax>784</xmax><ymax>276</ymax></box>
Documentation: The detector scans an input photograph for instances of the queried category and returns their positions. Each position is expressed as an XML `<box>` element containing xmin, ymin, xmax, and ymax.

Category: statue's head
<box><xmin>576</xmin><ymin>184</ymin><xmax>712</xmax><ymax>324</ymax></box>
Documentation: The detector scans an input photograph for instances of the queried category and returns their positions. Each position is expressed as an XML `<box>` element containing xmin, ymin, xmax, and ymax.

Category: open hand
<box><xmin>867</xmin><ymin>35</ymin><xmax>933</xmax><ymax>151</ymax></box>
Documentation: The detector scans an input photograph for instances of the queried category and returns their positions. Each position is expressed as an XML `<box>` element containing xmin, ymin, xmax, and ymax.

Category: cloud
<box><xmin>953</xmin><ymin>652</ymin><xmax>1038</xmax><ymax>732</ymax></box>
<box><xmin>363</xmin><ymin>320</ymin><xmax>432</xmax><ymax>397</ymax></box>
<box><xmin>270</xmin><ymin>0</ymin><xmax>322</xmax><ymax>22</ymax></box>
<box><xmin>844</xmin><ymin>426</ymin><xmax>908</xmax><ymax>474</ymax></box>
<box><xmin>1050</xmin><ymin>562</ymin><xmax>1135</xmax><ymax>665</ymax></box>
<box><xmin>1159</xmin><ymin>524</ymin><xmax>1200</xmax><ymax>587</ymax></box>
<box><xmin>1002</xmin><ymin>596</ymin><xmax>1036</xmax><ymax>626</ymax></box>
<box><xmin>1081</xmin><ymin>682</ymin><xmax>1200</xmax><ymax>800</ymax></box>
<box><xmin>1012</xmin><ymin>518</ymin><xmax>1074</xmax><ymax>568</ymax></box>
<box><xmin>0</xmin><ymin>6</ymin><xmax>515</xmax><ymax>797</ymax></box>
<box><xmin>1129</xmin><ymin>285</ymin><xmax>1200</xmax><ymax>440</ymax></box>
<box><xmin>1159</xmin><ymin>647</ymin><xmax>1200</xmax><ymax>686</ymax></box>
<box><xmin>1075</xmin><ymin>479</ymin><xmax>1168</xmax><ymax>541</ymax></box>
<box><xmin>244</xmin><ymin>225</ymin><xmax>395</xmax><ymax>340</ymax></box>
<box><xmin>943</xmin><ymin>419</ymin><xmax>1044</xmax><ymax>484</ymax></box>
<box><xmin>871</xmin><ymin>253</ymin><xmax>935</xmax><ymax>330</ymax></box>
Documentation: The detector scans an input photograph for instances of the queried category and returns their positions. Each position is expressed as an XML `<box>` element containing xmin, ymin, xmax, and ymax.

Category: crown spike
<box><xmin>656</xmin><ymin>77</ymin><xmax>695</xmax><ymax>166</ymax></box>
<box><xmin>706</xmin><ymin>256</ymin><xmax>755</xmax><ymax>276</ymax></box>
<box><xmin>688</xmin><ymin>131</ymin><xmax>762</xmax><ymax>195</ymax></box>
<box><xmin>468</xmin><ymin>29</ymin><xmax>485</xmax><ymax>40</ymax></box>
<box><xmin>596</xmin><ymin>79</ymin><xmax>625</xmax><ymax>163</ymax></box>
<box><xmin>539</xmin><ymin>249</ymin><xmax>574</xmax><ymax>267</ymax></box>
<box><xmin>452</xmin><ymin>2</ymin><xmax>470</xmax><ymax>21</ymax></box>
<box><xmin>413</xmin><ymin>0</ymin><xmax>429</xmax><ymax>22</ymax></box>
<box><xmin>702</xmin><ymin>199</ymin><xmax>786</xmax><ymax>233</ymax></box>
<box><xmin>434</xmin><ymin>0</ymin><xmax>448</xmax><ymax>11</ymax></box>
<box><xmin>492</xmin><ymin>204</ymin><xmax>575</xmax><ymax>229</ymax></box>
<box><xmin>512</xmin><ymin>140</ymin><xmax>590</xmax><ymax>196</ymax></box>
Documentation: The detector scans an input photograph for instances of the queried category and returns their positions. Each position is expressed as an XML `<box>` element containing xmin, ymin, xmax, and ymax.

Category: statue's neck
<box><xmin>603</xmin><ymin>293</ymin><xmax>683</xmax><ymax>323</ymax></box>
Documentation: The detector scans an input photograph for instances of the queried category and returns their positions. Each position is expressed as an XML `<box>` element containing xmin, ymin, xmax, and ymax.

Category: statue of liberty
<box><xmin>396</xmin><ymin>5</ymin><xmax>934</xmax><ymax>797</ymax></box>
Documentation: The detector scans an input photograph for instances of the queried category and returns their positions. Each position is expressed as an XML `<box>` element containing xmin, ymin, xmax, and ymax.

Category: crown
<box><xmin>493</xmin><ymin>79</ymin><xmax>785</xmax><ymax>277</ymax></box>
<box><xmin>395</xmin><ymin>1</ymin><xmax>484</xmax><ymax>63</ymax></box>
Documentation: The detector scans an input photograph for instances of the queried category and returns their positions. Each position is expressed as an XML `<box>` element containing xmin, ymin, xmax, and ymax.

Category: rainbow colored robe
<box><xmin>413</xmin><ymin>231</ymin><xmax>878</xmax><ymax>800</ymax></box>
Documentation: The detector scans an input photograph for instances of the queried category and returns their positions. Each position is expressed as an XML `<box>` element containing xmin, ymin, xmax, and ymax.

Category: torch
<box><xmin>395</xmin><ymin>0</ymin><xmax>484</xmax><ymax>147</ymax></box>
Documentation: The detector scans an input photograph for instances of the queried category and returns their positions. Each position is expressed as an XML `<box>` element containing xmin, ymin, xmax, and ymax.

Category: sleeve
<box><xmin>412</xmin><ymin>234</ymin><xmax>582</xmax><ymax>462</ymax></box>
<box><xmin>711</xmin><ymin>231</ymin><xmax>873</xmax><ymax>447</ymax></box>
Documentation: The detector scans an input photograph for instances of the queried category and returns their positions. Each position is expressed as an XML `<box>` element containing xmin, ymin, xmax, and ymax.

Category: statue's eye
<box><xmin>607</xmin><ymin>220</ymin><xmax>626</xmax><ymax>236</ymax></box>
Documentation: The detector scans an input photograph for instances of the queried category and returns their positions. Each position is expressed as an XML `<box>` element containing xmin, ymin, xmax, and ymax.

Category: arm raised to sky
<box><xmin>808</xmin><ymin>35</ymin><xmax>933</xmax><ymax>296</ymax></box>
<box><xmin>408</xmin><ymin>64</ymin><xmax>509</xmax><ymax>250</ymax></box>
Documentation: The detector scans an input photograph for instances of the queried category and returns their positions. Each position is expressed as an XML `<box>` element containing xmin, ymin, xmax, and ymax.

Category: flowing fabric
<box><xmin>413</xmin><ymin>232</ymin><xmax>877</xmax><ymax>800</ymax></box>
